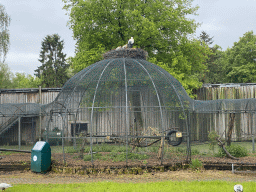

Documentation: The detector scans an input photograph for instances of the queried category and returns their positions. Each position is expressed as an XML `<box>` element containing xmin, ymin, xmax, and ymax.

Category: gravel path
<box><xmin>0</xmin><ymin>170</ymin><xmax>256</xmax><ymax>184</ymax></box>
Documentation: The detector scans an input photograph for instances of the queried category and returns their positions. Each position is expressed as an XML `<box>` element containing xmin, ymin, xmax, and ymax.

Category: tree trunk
<box><xmin>132</xmin><ymin>91</ymin><xmax>143</xmax><ymax>135</ymax></box>
<box><xmin>157</xmin><ymin>137</ymin><xmax>165</xmax><ymax>160</ymax></box>
<box><xmin>79</xmin><ymin>132</ymin><xmax>89</xmax><ymax>159</ymax></box>
<box><xmin>227</xmin><ymin>113</ymin><xmax>235</xmax><ymax>146</ymax></box>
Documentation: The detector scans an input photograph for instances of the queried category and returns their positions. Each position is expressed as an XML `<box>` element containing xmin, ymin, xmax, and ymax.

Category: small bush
<box><xmin>112</xmin><ymin>145</ymin><xmax>129</xmax><ymax>152</ymax></box>
<box><xmin>215</xmin><ymin>144</ymin><xmax>248</xmax><ymax>158</ymax></box>
<box><xmin>66</xmin><ymin>147</ymin><xmax>79</xmax><ymax>153</ymax></box>
<box><xmin>208</xmin><ymin>131</ymin><xmax>219</xmax><ymax>153</ymax></box>
<box><xmin>191</xmin><ymin>149</ymin><xmax>200</xmax><ymax>155</ymax></box>
<box><xmin>83</xmin><ymin>153</ymin><xmax>103</xmax><ymax>161</ymax></box>
<box><xmin>83</xmin><ymin>152</ymin><xmax>149</xmax><ymax>162</ymax></box>
<box><xmin>189</xmin><ymin>158</ymin><xmax>203</xmax><ymax>171</ymax></box>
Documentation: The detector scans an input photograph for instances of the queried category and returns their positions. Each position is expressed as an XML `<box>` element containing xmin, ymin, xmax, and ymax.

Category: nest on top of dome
<box><xmin>103</xmin><ymin>48</ymin><xmax>148</xmax><ymax>60</ymax></box>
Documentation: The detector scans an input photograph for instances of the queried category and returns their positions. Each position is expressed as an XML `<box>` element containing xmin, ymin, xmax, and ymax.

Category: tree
<box><xmin>223</xmin><ymin>31</ymin><xmax>256</xmax><ymax>83</ymax></box>
<box><xmin>11</xmin><ymin>73</ymin><xmax>42</xmax><ymax>88</ymax></box>
<box><xmin>199</xmin><ymin>31</ymin><xmax>214</xmax><ymax>46</ymax></box>
<box><xmin>196</xmin><ymin>31</ymin><xmax>227</xmax><ymax>84</ymax></box>
<box><xmin>0</xmin><ymin>4</ymin><xmax>11</xmax><ymax>63</ymax></box>
<box><xmin>0</xmin><ymin>61</ymin><xmax>12</xmax><ymax>88</ymax></box>
<box><xmin>63</xmin><ymin>0</ymin><xmax>211</xmax><ymax>97</ymax></box>
<box><xmin>35</xmin><ymin>34</ymin><xmax>69</xmax><ymax>88</ymax></box>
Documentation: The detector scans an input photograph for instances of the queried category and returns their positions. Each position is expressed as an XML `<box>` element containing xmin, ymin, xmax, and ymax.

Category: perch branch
<box><xmin>216</xmin><ymin>137</ymin><xmax>239</xmax><ymax>160</ymax></box>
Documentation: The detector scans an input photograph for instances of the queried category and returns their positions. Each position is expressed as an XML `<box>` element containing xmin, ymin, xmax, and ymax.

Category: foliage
<box><xmin>66</xmin><ymin>147</ymin><xmax>79</xmax><ymax>154</ymax></box>
<box><xmin>215</xmin><ymin>144</ymin><xmax>248</xmax><ymax>158</ymax></box>
<box><xmin>189</xmin><ymin>158</ymin><xmax>203</xmax><ymax>171</ymax></box>
<box><xmin>208</xmin><ymin>130</ymin><xmax>219</xmax><ymax>154</ymax></box>
<box><xmin>0</xmin><ymin>61</ymin><xmax>12</xmax><ymax>88</ymax></box>
<box><xmin>63</xmin><ymin>0</ymin><xmax>211</xmax><ymax>97</ymax></box>
<box><xmin>199</xmin><ymin>31</ymin><xmax>214</xmax><ymax>46</ymax></box>
<box><xmin>82</xmin><ymin>143</ymin><xmax>129</xmax><ymax>153</ymax></box>
<box><xmin>149</xmin><ymin>39</ymin><xmax>211</xmax><ymax>97</ymax></box>
<box><xmin>0</xmin><ymin>4</ymin><xmax>11</xmax><ymax>63</ymax></box>
<box><xmin>222</xmin><ymin>31</ymin><xmax>256</xmax><ymax>83</ymax></box>
<box><xmin>65</xmin><ymin>56</ymin><xmax>76</xmax><ymax>79</ymax></box>
<box><xmin>196</xmin><ymin>31</ymin><xmax>226</xmax><ymax>84</ymax></box>
<box><xmin>83</xmin><ymin>153</ymin><xmax>102</xmax><ymax>161</ymax></box>
<box><xmin>191</xmin><ymin>148</ymin><xmax>200</xmax><ymax>155</ymax></box>
<box><xmin>83</xmin><ymin>152</ymin><xmax>149</xmax><ymax>162</ymax></box>
<box><xmin>35</xmin><ymin>34</ymin><xmax>69</xmax><ymax>88</ymax></box>
<box><xmin>10</xmin><ymin>73</ymin><xmax>42</xmax><ymax>88</ymax></box>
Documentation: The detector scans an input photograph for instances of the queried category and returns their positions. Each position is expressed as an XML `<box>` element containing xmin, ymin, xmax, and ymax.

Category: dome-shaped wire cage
<box><xmin>45</xmin><ymin>48</ymin><xmax>193</xmax><ymax>162</ymax></box>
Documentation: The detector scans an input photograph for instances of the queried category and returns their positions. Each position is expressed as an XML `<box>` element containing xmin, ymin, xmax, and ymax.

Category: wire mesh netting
<box><xmin>1</xmin><ymin>49</ymin><xmax>256</xmax><ymax>166</ymax></box>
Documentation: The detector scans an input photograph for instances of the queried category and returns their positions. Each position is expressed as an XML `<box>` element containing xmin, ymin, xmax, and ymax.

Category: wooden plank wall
<box><xmin>0</xmin><ymin>88</ymin><xmax>61</xmax><ymax>104</ymax></box>
<box><xmin>193</xmin><ymin>84</ymin><xmax>256</xmax><ymax>141</ymax></box>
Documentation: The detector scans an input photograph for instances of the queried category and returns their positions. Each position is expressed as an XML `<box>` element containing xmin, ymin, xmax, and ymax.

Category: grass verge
<box><xmin>8</xmin><ymin>181</ymin><xmax>256</xmax><ymax>192</ymax></box>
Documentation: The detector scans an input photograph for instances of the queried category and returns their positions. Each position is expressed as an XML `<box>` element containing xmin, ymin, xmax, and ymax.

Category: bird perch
<box><xmin>216</xmin><ymin>137</ymin><xmax>239</xmax><ymax>160</ymax></box>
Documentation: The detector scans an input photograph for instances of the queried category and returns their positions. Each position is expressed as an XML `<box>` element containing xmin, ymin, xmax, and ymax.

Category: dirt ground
<box><xmin>2</xmin><ymin>152</ymin><xmax>256</xmax><ymax>167</ymax></box>
<box><xmin>1</xmin><ymin>169</ymin><xmax>256</xmax><ymax>184</ymax></box>
<box><xmin>1</xmin><ymin>152</ymin><xmax>256</xmax><ymax>184</ymax></box>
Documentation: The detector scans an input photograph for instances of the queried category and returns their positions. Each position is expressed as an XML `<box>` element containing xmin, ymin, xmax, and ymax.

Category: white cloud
<box><xmin>5</xmin><ymin>52</ymin><xmax>39</xmax><ymax>63</ymax></box>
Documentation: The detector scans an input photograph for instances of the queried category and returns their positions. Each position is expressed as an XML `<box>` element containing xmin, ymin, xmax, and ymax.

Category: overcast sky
<box><xmin>1</xmin><ymin>0</ymin><xmax>256</xmax><ymax>76</ymax></box>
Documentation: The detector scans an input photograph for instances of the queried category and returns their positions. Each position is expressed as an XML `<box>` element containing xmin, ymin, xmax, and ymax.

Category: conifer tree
<box><xmin>35</xmin><ymin>34</ymin><xmax>69</xmax><ymax>87</ymax></box>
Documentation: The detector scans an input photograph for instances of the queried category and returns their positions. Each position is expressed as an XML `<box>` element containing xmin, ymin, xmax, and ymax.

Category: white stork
<box><xmin>234</xmin><ymin>184</ymin><xmax>243</xmax><ymax>192</ymax></box>
<box><xmin>128</xmin><ymin>37</ymin><xmax>134</xmax><ymax>48</ymax></box>
<box><xmin>0</xmin><ymin>183</ymin><xmax>12</xmax><ymax>191</ymax></box>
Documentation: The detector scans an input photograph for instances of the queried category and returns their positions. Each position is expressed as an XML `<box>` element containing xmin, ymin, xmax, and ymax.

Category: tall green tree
<box><xmin>0</xmin><ymin>61</ymin><xmax>12</xmax><ymax>88</ymax></box>
<box><xmin>204</xmin><ymin>44</ymin><xmax>225</xmax><ymax>83</ymax></box>
<box><xmin>0</xmin><ymin>4</ymin><xmax>11</xmax><ymax>63</ymax></box>
<box><xmin>224</xmin><ymin>31</ymin><xmax>256</xmax><ymax>83</ymax></box>
<box><xmin>35</xmin><ymin>34</ymin><xmax>69</xmax><ymax>88</ymax></box>
<box><xmin>197</xmin><ymin>31</ymin><xmax>225</xmax><ymax>84</ymax></box>
<box><xmin>63</xmin><ymin>0</ymin><xmax>211</xmax><ymax>97</ymax></box>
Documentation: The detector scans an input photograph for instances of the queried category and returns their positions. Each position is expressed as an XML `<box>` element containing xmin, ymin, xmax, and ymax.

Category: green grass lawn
<box><xmin>7</xmin><ymin>181</ymin><xmax>256</xmax><ymax>192</ymax></box>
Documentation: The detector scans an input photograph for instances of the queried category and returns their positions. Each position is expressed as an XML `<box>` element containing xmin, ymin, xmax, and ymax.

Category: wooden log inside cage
<box><xmin>216</xmin><ymin>137</ymin><xmax>238</xmax><ymax>160</ymax></box>
<box><xmin>227</xmin><ymin>113</ymin><xmax>235</xmax><ymax>146</ymax></box>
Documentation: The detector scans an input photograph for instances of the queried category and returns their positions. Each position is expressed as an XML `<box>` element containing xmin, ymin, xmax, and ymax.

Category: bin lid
<box><xmin>32</xmin><ymin>141</ymin><xmax>51</xmax><ymax>152</ymax></box>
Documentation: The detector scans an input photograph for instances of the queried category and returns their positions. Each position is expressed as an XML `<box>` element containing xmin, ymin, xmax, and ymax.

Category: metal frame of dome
<box><xmin>2</xmin><ymin>49</ymin><xmax>256</xmax><ymax>164</ymax></box>
<box><xmin>46</xmin><ymin>48</ymin><xmax>192</xmax><ymax>162</ymax></box>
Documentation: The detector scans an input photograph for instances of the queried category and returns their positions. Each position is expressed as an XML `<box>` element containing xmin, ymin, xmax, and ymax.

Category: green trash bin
<box><xmin>31</xmin><ymin>141</ymin><xmax>51</xmax><ymax>173</ymax></box>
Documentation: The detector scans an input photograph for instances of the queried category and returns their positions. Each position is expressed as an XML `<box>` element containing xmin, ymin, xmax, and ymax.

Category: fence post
<box><xmin>253</xmin><ymin>135</ymin><xmax>255</xmax><ymax>153</ymax></box>
<box><xmin>18</xmin><ymin>116</ymin><xmax>21</xmax><ymax>149</ymax></box>
<box><xmin>39</xmin><ymin>86</ymin><xmax>42</xmax><ymax>141</ymax></box>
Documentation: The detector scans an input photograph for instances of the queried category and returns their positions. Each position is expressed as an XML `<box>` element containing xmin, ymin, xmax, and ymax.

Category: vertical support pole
<box><xmin>253</xmin><ymin>135</ymin><xmax>255</xmax><ymax>153</ymax></box>
<box><xmin>187</xmin><ymin>111</ymin><xmax>191</xmax><ymax>162</ymax></box>
<box><xmin>32</xmin><ymin>117</ymin><xmax>34</xmax><ymax>142</ymax></box>
<box><xmin>62</xmin><ymin>126</ymin><xmax>65</xmax><ymax>165</ymax></box>
<box><xmin>39</xmin><ymin>86</ymin><xmax>42</xmax><ymax>141</ymax></box>
<box><xmin>61</xmin><ymin>112</ymin><xmax>66</xmax><ymax>165</ymax></box>
<box><xmin>253</xmin><ymin>112</ymin><xmax>255</xmax><ymax>153</ymax></box>
<box><xmin>18</xmin><ymin>116</ymin><xmax>21</xmax><ymax>150</ymax></box>
<box><xmin>123</xmin><ymin>59</ymin><xmax>129</xmax><ymax>166</ymax></box>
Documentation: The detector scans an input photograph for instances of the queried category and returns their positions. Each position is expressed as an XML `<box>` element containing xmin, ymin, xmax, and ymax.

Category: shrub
<box><xmin>208</xmin><ymin>131</ymin><xmax>219</xmax><ymax>153</ymax></box>
<box><xmin>83</xmin><ymin>152</ymin><xmax>149</xmax><ymax>162</ymax></box>
<box><xmin>189</xmin><ymin>158</ymin><xmax>203</xmax><ymax>171</ymax></box>
<box><xmin>215</xmin><ymin>144</ymin><xmax>248</xmax><ymax>158</ymax></box>
<box><xmin>66</xmin><ymin>147</ymin><xmax>79</xmax><ymax>153</ymax></box>
<box><xmin>83</xmin><ymin>153</ymin><xmax>103</xmax><ymax>161</ymax></box>
<box><xmin>191</xmin><ymin>149</ymin><xmax>200</xmax><ymax>155</ymax></box>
